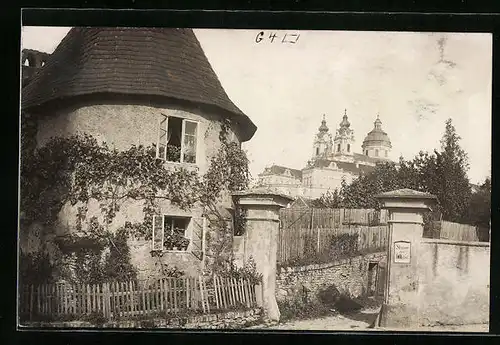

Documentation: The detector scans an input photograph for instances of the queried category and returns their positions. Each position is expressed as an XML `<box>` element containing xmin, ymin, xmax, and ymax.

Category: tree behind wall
<box><xmin>313</xmin><ymin>119</ymin><xmax>475</xmax><ymax>224</ymax></box>
<box><xmin>430</xmin><ymin>118</ymin><xmax>472</xmax><ymax>222</ymax></box>
<box><xmin>467</xmin><ymin>178</ymin><xmax>491</xmax><ymax>229</ymax></box>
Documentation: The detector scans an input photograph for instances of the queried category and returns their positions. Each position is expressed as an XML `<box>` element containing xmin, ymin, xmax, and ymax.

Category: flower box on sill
<box><xmin>164</xmin><ymin>233</ymin><xmax>190</xmax><ymax>252</ymax></box>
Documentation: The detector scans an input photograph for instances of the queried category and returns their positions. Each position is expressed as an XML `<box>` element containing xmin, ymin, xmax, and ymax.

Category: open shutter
<box><xmin>180</xmin><ymin>119</ymin><xmax>186</xmax><ymax>163</ymax></box>
<box><xmin>157</xmin><ymin>115</ymin><xmax>168</xmax><ymax>160</ymax></box>
<box><xmin>152</xmin><ymin>215</ymin><xmax>164</xmax><ymax>251</ymax></box>
<box><xmin>182</xmin><ymin>120</ymin><xmax>198</xmax><ymax>163</ymax></box>
<box><xmin>190</xmin><ymin>216</ymin><xmax>204</xmax><ymax>261</ymax></box>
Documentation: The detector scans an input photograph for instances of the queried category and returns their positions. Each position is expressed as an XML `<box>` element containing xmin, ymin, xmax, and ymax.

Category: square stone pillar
<box><xmin>375</xmin><ymin>188</ymin><xmax>437</xmax><ymax>329</ymax></box>
<box><xmin>232</xmin><ymin>189</ymin><xmax>293</xmax><ymax>322</ymax></box>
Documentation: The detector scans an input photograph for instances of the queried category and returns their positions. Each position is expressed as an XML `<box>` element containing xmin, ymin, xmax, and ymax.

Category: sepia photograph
<box><xmin>19</xmin><ymin>26</ymin><xmax>491</xmax><ymax>332</ymax></box>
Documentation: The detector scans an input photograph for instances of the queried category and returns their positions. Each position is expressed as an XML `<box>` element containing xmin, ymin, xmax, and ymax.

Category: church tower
<box><xmin>333</xmin><ymin>109</ymin><xmax>355</xmax><ymax>158</ymax></box>
<box><xmin>312</xmin><ymin>115</ymin><xmax>333</xmax><ymax>159</ymax></box>
<box><xmin>362</xmin><ymin>114</ymin><xmax>392</xmax><ymax>159</ymax></box>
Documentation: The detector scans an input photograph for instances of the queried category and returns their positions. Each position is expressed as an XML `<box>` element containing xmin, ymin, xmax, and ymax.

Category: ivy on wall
<box><xmin>20</xmin><ymin>117</ymin><xmax>253</xmax><ymax>284</ymax></box>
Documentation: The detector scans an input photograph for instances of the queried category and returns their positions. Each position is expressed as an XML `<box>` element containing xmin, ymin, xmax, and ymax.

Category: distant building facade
<box><xmin>257</xmin><ymin>110</ymin><xmax>392</xmax><ymax>199</ymax></box>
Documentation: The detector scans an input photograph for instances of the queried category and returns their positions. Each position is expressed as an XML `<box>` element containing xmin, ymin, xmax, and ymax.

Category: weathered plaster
<box><xmin>417</xmin><ymin>240</ymin><xmax>490</xmax><ymax>326</ymax></box>
<box><xmin>27</xmin><ymin>101</ymin><xmax>241</xmax><ymax>279</ymax></box>
<box><xmin>233</xmin><ymin>191</ymin><xmax>293</xmax><ymax>321</ymax></box>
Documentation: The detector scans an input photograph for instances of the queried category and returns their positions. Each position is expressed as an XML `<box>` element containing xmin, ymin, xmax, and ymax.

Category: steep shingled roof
<box><xmin>21</xmin><ymin>27</ymin><xmax>257</xmax><ymax>142</ymax></box>
<box><xmin>306</xmin><ymin>158</ymin><xmax>377</xmax><ymax>176</ymax></box>
<box><xmin>290</xmin><ymin>196</ymin><xmax>314</xmax><ymax>208</ymax></box>
<box><xmin>259</xmin><ymin>164</ymin><xmax>303</xmax><ymax>180</ymax></box>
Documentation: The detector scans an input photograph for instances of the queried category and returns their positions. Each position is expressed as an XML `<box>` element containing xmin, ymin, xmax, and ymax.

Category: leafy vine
<box><xmin>20</xmin><ymin>117</ymin><xmax>254</xmax><ymax>283</ymax></box>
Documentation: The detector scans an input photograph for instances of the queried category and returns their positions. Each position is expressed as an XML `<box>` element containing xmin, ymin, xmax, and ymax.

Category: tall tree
<box><xmin>432</xmin><ymin>118</ymin><xmax>472</xmax><ymax>222</ymax></box>
<box><xmin>467</xmin><ymin>177</ymin><xmax>491</xmax><ymax>229</ymax></box>
<box><xmin>313</xmin><ymin>188</ymin><xmax>343</xmax><ymax>208</ymax></box>
<box><xmin>340</xmin><ymin>162</ymin><xmax>401</xmax><ymax>209</ymax></box>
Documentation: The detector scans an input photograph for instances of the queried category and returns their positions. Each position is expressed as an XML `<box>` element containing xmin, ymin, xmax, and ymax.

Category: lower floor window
<box><xmin>152</xmin><ymin>215</ymin><xmax>191</xmax><ymax>251</ymax></box>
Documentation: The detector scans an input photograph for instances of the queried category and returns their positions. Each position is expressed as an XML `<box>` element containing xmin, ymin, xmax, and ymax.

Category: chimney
<box><xmin>22</xmin><ymin>49</ymin><xmax>50</xmax><ymax>88</ymax></box>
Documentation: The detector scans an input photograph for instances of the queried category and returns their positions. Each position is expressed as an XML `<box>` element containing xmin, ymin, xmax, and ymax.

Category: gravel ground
<box><xmin>249</xmin><ymin>307</ymin><xmax>380</xmax><ymax>331</ymax></box>
<box><xmin>248</xmin><ymin>307</ymin><xmax>488</xmax><ymax>333</ymax></box>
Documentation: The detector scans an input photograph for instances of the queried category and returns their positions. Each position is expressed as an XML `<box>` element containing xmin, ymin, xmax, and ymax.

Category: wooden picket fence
<box><xmin>278</xmin><ymin>208</ymin><xmax>389</xmax><ymax>266</ymax></box>
<box><xmin>19</xmin><ymin>275</ymin><xmax>261</xmax><ymax>322</ymax></box>
<box><xmin>209</xmin><ymin>276</ymin><xmax>259</xmax><ymax>311</ymax></box>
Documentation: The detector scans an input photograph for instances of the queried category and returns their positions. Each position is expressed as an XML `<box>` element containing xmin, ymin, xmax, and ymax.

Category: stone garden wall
<box><xmin>22</xmin><ymin>308</ymin><xmax>263</xmax><ymax>329</ymax></box>
<box><xmin>276</xmin><ymin>252</ymin><xmax>386</xmax><ymax>303</ymax></box>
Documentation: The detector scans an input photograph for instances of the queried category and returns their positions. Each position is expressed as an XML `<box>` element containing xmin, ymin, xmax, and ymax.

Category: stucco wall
<box><xmin>417</xmin><ymin>239</ymin><xmax>490</xmax><ymax>326</ymax></box>
<box><xmin>363</xmin><ymin>145</ymin><xmax>390</xmax><ymax>159</ymax></box>
<box><xmin>128</xmin><ymin>239</ymin><xmax>203</xmax><ymax>281</ymax></box>
<box><xmin>333</xmin><ymin>138</ymin><xmax>354</xmax><ymax>155</ymax></box>
<box><xmin>276</xmin><ymin>252</ymin><xmax>386</xmax><ymax>303</ymax></box>
<box><xmin>27</xmin><ymin>101</ymin><xmax>240</xmax><ymax>279</ymax></box>
<box><xmin>35</xmin><ymin>102</ymin><xmax>239</xmax><ymax>175</ymax></box>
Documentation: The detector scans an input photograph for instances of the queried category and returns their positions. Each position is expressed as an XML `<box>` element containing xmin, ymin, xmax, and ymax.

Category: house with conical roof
<box><xmin>258</xmin><ymin>110</ymin><xmax>393</xmax><ymax>199</ymax></box>
<box><xmin>20</xmin><ymin>27</ymin><xmax>257</xmax><ymax>280</ymax></box>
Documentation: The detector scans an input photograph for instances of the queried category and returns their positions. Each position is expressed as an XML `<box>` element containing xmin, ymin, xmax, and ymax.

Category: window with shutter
<box><xmin>156</xmin><ymin>114</ymin><xmax>198</xmax><ymax>164</ymax></box>
<box><xmin>151</xmin><ymin>215</ymin><xmax>191</xmax><ymax>251</ymax></box>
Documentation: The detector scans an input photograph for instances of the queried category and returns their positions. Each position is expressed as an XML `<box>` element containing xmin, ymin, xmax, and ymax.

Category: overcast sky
<box><xmin>21</xmin><ymin>27</ymin><xmax>492</xmax><ymax>184</ymax></box>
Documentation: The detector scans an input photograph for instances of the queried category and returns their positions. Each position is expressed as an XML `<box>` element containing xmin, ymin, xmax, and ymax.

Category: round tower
<box><xmin>333</xmin><ymin>109</ymin><xmax>355</xmax><ymax>157</ymax></box>
<box><xmin>312</xmin><ymin>114</ymin><xmax>333</xmax><ymax>158</ymax></box>
<box><xmin>362</xmin><ymin>114</ymin><xmax>392</xmax><ymax>159</ymax></box>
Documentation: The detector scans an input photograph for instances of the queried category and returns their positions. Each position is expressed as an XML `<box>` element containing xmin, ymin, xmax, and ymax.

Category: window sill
<box><xmin>163</xmin><ymin>249</ymin><xmax>191</xmax><ymax>253</ymax></box>
<box><xmin>150</xmin><ymin>249</ymin><xmax>191</xmax><ymax>255</ymax></box>
<box><xmin>157</xmin><ymin>159</ymin><xmax>199</xmax><ymax>169</ymax></box>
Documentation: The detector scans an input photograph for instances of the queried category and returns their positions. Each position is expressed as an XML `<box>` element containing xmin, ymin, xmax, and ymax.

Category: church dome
<box><xmin>318</xmin><ymin>114</ymin><xmax>329</xmax><ymax>133</ymax></box>
<box><xmin>362</xmin><ymin>116</ymin><xmax>392</xmax><ymax>149</ymax></box>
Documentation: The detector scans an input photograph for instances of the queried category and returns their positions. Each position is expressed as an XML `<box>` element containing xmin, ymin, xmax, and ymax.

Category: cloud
<box><xmin>408</xmin><ymin>98</ymin><xmax>439</xmax><ymax>121</ymax></box>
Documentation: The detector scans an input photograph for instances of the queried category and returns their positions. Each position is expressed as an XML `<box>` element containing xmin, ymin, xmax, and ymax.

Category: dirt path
<box><xmin>250</xmin><ymin>307</ymin><xmax>488</xmax><ymax>332</ymax></box>
<box><xmin>254</xmin><ymin>307</ymin><xmax>380</xmax><ymax>331</ymax></box>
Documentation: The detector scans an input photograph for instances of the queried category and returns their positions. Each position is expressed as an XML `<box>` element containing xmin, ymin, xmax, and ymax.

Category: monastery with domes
<box><xmin>257</xmin><ymin>110</ymin><xmax>393</xmax><ymax>200</ymax></box>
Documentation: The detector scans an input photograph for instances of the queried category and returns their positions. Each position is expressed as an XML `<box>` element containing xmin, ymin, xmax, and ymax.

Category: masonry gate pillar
<box><xmin>375</xmin><ymin>188</ymin><xmax>437</xmax><ymax>328</ymax></box>
<box><xmin>232</xmin><ymin>190</ymin><xmax>293</xmax><ymax>322</ymax></box>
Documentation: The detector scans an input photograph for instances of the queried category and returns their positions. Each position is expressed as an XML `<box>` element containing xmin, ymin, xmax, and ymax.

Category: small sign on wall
<box><xmin>394</xmin><ymin>241</ymin><xmax>411</xmax><ymax>264</ymax></box>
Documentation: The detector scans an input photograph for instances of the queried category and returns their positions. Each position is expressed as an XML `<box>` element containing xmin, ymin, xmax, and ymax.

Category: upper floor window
<box><xmin>375</xmin><ymin>149</ymin><xmax>379</xmax><ymax>157</ymax></box>
<box><xmin>347</xmin><ymin>144</ymin><xmax>350</xmax><ymax>152</ymax></box>
<box><xmin>337</xmin><ymin>144</ymin><xmax>341</xmax><ymax>152</ymax></box>
<box><xmin>156</xmin><ymin>114</ymin><xmax>198</xmax><ymax>163</ymax></box>
<box><xmin>316</xmin><ymin>147</ymin><xmax>320</xmax><ymax>155</ymax></box>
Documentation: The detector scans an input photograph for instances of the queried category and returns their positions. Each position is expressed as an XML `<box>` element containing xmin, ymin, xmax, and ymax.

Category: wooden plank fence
<box><xmin>278</xmin><ymin>208</ymin><xmax>390</xmax><ymax>266</ymax></box>
<box><xmin>433</xmin><ymin>220</ymin><xmax>481</xmax><ymax>242</ymax></box>
<box><xmin>19</xmin><ymin>275</ymin><xmax>260</xmax><ymax>322</ymax></box>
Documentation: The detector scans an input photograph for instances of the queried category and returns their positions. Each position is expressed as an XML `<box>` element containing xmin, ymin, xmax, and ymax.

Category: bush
<box><xmin>317</xmin><ymin>284</ymin><xmax>364</xmax><ymax>314</ymax></box>
<box><xmin>81</xmin><ymin>311</ymin><xmax>107</xmax><ymax>326</ymax></box>
<box><xmin>277</xmin><ymin>233</ymin><xmax>360</xmax><ymax>269</ymax></box>
<box><xmin>19</xmin><ymin>251</ymin><xmax>55</xmax><ymax>286</ymax></box>
<box><xmin>278</xmin><ymin>298</ymin><xmax>332</xmax><ymax>322</ymax></box>
<box><xmin>334</xmin><ymin>295</ymin><xmax>363</xmax><ymax>313</ymax></box>
<box><xmin>317</xmin><ymin>284</ymin><xmax>341</xmax><ymax>306</ymax></box>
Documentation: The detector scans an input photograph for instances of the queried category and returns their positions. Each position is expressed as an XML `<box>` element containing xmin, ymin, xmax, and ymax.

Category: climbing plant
<box><xmin>20</xmin><ymin>117</ymin><xmax>251</xmax><ymax>283</ymax></box>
